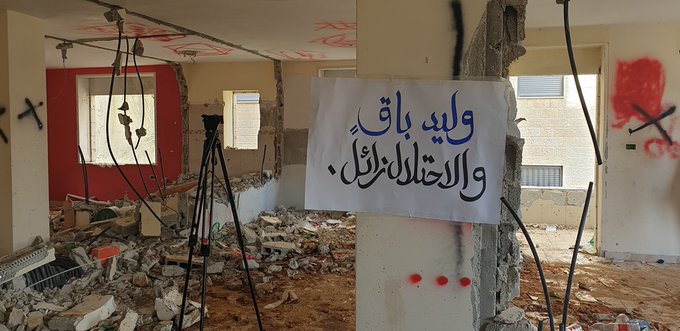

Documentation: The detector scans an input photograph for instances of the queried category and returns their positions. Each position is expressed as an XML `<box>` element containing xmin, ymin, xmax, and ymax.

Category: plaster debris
<box><xmin>7</xmin><ymin>308</ymin><xmax>25</xmax><ymax>329</ymax></box>
<box><xmin>495</xmin><ymin>306</ymin><xmax>525</xmax><ymax>324</ymax></box>
<box><xmin>48</xmin><ymin>295</ymin><xmax>116</xmax><ymax>331</ymax></box>
<box><xmin>161</xmin><ymin>265</ymin><xmax>185</xmax><ymax>277</ymax></box>
<box><xmin>25</xmin><ymin>311</ymin><xmax>43</xmax><ymax>331</ymax></box>
<box><xmin>117</xmin><ymin>310</ymin><xmax>139</xmax><ymax>331</ymax></box>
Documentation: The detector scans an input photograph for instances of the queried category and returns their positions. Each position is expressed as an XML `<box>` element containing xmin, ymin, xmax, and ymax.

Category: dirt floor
<box><xmin>189</xmin><ymin>225</ymin><xmax>679</xmax><ymax>330</ymax></box>
<box><xmin>513</xmin><ymin>225</ymin><xmax>680</xmax><ymax>330</ymax></box>
<box><xmin>197</xmin><ymin>271</ymin><xmax>355</xmax><ymax>330</ymax></box>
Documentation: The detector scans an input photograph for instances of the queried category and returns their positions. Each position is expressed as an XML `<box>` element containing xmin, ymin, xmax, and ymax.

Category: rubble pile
<box><xmin>1</xmin><ymin>198</ymin><xmax>355</xmax><ymax>330</ymax></box>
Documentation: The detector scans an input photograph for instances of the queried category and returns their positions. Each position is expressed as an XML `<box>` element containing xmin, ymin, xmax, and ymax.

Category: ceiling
<box><xmin>1</xmin><ymin>0</ymin><xmax>679</xmax><ymax>68</ymax></box>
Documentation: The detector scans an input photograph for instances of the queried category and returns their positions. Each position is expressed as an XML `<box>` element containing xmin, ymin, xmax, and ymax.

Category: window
<box><xmin>521</xmin><ymin>165</ymin><xmax>563</xmax><ymax>187</ymax></box>
<box><xmin>77</xmin><ymin>75</ymin><xmax>156</xmax><ymax>165</ymax></box>
<box><xmin>224</xmin><ymin>91</ymin><xmax>260</xmax><ymax>150</ymax></box>
<box><xmin>516</xmin><ymin>75</ymin><xmax>564</xmax><ymax>98</ymax></box>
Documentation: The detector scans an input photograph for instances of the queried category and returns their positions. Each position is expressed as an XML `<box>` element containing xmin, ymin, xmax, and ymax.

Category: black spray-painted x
<box><xmin>0</xmin><ymin>107</ymin><xmax>7</xmax><ymax>144</ymax></box>
<box><xmin>629</xmin><ymin>103</ymin><xmax>675</xmax><ymax>145</ymax></box>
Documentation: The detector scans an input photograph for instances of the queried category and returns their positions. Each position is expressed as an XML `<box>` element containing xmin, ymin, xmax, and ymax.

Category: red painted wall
<box><xmin>47</xmin><ymin>65</ymin><xmax>182</xmax><ymax>201</ymax></box>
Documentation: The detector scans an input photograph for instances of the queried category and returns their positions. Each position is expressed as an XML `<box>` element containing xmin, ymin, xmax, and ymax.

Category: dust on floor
<box><xmin>513</xmin><ymin>225</ymin><xmax>680</xmax><ymax>330</ymax></box>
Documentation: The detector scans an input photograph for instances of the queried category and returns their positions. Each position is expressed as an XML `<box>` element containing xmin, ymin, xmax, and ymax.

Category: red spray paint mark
<box><xmin>459</xmin><ymin>277</ymin><xmax>471</xmax><ymax>288</ymax></box>
<box><xmin>408</xmin><ymin>274</ymin><xmax>422</xmax><ymax>285</ymax></box>
<box><xmin>644</xmin><ymin>138</ymin><xmax>680</xmax><ymax>159</ymax></box>
<box><xmin>611</xmin><ymin>58</ymin><xmax>666</xmax><ymax>129</ymax></box>
<box><xmin>315</xmin><ymin>22</ymin><xmax>357</xmax><ymax>31</ymax></box>
<box><xmin>164</xmin><ymin>43</ymin><xmax>233</xmax><ymax>57</ymax></box>
<box><xmin>263</xmin><ymin>50</ymin><xmax>327</xmax><ymax>60</ymax></box>
<box><xmin>310</xmin><ymin>34</ymin><xmax>356</xmax><ymax>48</ymax></box>
<box><xmin>78</xmin><ymin>22</ymin><xmax>186</xmax><ymax>42</ymax></box>
<box><xmin>436</xmin><ymin>276</ymin><xmax>449</xmax><ymax>287</ymax></box>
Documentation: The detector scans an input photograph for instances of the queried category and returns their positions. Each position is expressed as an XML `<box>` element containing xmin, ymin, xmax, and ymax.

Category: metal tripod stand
<box><xmin>177</xmin><ymin>115</ymin><xmax>264</xmax><ymax>331</ymax></box>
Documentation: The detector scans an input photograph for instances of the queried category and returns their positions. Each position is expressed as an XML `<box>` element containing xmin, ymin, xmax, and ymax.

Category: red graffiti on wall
<box><xmin>163</xmin><ymin>43</ymin><xmax>233</xmax><ymax>57</ymax></box>
<box><xmin>79</xmin><ymin>22</ymin><xmax>186</xmax><ymax>42</ymax></box>
<box><xmin>315</xmin><ymin>22</ymin><xmax>356</xmax><ymax>31</ymax></box>
<box><xmin>612</xmin><ymin>58</ymin><xmax>678</xmax><ymax>158</ymax></box>
<box><xmin>263</xmin><ymin>50</ymin><xmax>327</xmax><ymax>60</ymax></box>
<box><xmin>310</xmin><ymin>34</ymin><xmax>356</xmax><ymax>48</ymax></box>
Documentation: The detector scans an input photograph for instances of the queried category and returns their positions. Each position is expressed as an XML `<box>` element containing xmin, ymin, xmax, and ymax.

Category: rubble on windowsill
<box><xmin>2</xmin><ymin>199</ymin><xmax>354</xmax><ymax>330</ymax></box>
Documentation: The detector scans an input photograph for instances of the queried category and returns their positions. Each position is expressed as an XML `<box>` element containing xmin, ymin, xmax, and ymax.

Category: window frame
<box><xmin>521</xmin><ymin>165</ymin><xmax>563</xmax><ymax>188</ymax></box>
<box><xmin>223</xmin><ymin>90</ymin><xmax>261</xmax><ymax>150</ymax></box>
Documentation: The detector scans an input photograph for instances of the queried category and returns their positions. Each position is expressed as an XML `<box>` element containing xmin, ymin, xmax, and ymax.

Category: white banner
<box><xmin>305</xmin><ymin>78</ymin><xmax>510</xmax><ymax>224</ymax></box>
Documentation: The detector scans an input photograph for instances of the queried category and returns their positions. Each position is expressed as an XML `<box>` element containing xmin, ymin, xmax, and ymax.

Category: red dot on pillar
<box><xmin>436</xmin><ymin>276</ymin><xmax>449</xmax><ymax>287</ymax></box>
<box><xmin>459</xmin><ymin>277</ymin><xmax>471</xmax><ymax>288</ymax></box>
<box><xmin>409</xmin><ymin>274</ymin><xmax>422</xmax><ymax>285</ymax></box>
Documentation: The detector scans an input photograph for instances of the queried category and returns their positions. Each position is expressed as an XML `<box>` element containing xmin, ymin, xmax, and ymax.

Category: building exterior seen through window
<box><xmin>77</xmin><ymin>75</ymin><xmax>156</xmax><ymax>165</ymax></box>
<box><xmin>224</xmin><ymin>91</ymin><xmax>260</xmax><ymax>150</ymax></box>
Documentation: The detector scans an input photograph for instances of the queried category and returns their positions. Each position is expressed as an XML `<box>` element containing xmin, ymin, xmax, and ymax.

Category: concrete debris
<box><xmin>48</xmin><ymin>295</ymin><xmax>116</xmax><ymax>331</ymax></box>
<box><xmin>132</xmin><ymin>272</ymin><xmax>151</xmax><ymax>287</ymax></box>
<box><xmin>31</xmin><ymin>203</ymin><xmax>355</xmax><ymax>330</ymax></box>
<box><xmin>162</xmin><ymin>265</ymin><xmax>185</xmax><ymax>277</ymax></box>
<box><xmin>495</xmin><ymin>306</ymin><xmax>525</xmax><ymax>324</ymax></box>
<box><xmin>117</xmin><ymin>310</ymin><xmax>139</xmax><ymax>331</ymax></box>
<box><xmin>7</xmin><ymin>308</ymin><xmax>25</xmax><ymax>329</ymax></box>
<box><xmin>485</xmin><ymin>318</ymin><xmax>538</xmax><ymax>331</ymax></box>
<box><xmin>0</xmin><ymin>324</ymin><xmax>8</xmax><ymax>331</ymax></box>
<box><xmin>264</xmin><ymin>289</ymin><xmax>298</xmax><ymax>309</ymax></box>
<box><xmin>206</xmin><ymin>262</ymin><xmax>225</xmax><ymax>274</ymax></box>
<box><xmin>26</xmin><ymin>311</ymin><xmax>43</xmax><ymax>331</ymax></box>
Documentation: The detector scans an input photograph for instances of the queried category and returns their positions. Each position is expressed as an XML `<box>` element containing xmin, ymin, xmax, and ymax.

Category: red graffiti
<box><xmin>163</xmin><ymin>43</ymin><xmax>233</xmax><ymax>57</ymax></box>
<box><xmin>79</xmin><ymin>22</ymin><xmax>186</xmax><ymax>42</ymax></box>
<box><xmin>263</xmin><ymin>50</ymin><xmax>326</xmax><ymax>60</ymax></box>
<box><xmin>644</xmin><ymin>139</ymin><xmax>680</xmax><ymax>159</ymax></box>
<box><xmin>310</xmin><ymin>33</ymin><xmax>356</xmax><ymax>48</ymax></box>
<box><xmin>315</xmin><ymin>22</ymin><xmax>357</xmax><ymax>31</ymax></box>
<box><xmin>611</xmin><ymin>58</ymin><xmax>666</xmax><ymax>128</ymax></box>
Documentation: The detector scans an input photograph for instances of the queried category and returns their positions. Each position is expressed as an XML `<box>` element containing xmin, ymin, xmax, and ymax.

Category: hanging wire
<box><xmin>132</xmin><ymin>37</ymin><xmax>147</xmax><ymax>149</ymax></box>
<box><xmin>563</xmin><ymin>0</ymin><xmax>603</xmax><ymax>165</ymax></box>
<box><xmin>501</xmin><ymin>197</ymin><xmax>555</xmax><ymax>331</ymax></box>
<box><xmin>105</xmin><ymin>28</ymin><xmax>167</xmax><ymax>227</ymax></box>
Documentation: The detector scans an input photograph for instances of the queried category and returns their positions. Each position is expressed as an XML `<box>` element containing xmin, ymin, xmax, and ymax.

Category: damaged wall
<box><xmin>280</xmin><ymin>60</ymin><xmax>356</xmax><ymax>208</ymax></box>
<box><xmin>46</xmin><ymin>65</ymin><xmax>183</xmax><ymax>201</ymax></box>
<box><xmin>181</xmin><ymin>62</ymin><xmax>276</xmax><ymax>178</ymax></box>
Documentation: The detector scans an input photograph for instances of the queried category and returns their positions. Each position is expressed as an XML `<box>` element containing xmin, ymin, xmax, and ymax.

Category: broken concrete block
<box><xmin>7</xmin><ymin>308</ymin><xmax>25</xmax><ymax>329</ymax></box>
<box><xmin>33</xmin><ymin>302</ymin><xmax>67</xmax><ymax>312</ymax></box>
<box><xmin>0</xmin><ymin>324</ymin><xmax>8</xmax><ymax>331</ymax></box>
<box><xmin>107</xmin><ymin>256</ymin><xmax>117</xmax><ymax>281</ymax></box>
<box><xmin>241</xmin><ymin>226</ymin><xmax>258</xmax><ymax>244</ymax></box>
<box><xmin>140</xmin><ymin>201</ymin><xmax>162</xmax><ymax>237</ymax></box>
<box><xmin>155</xmin><ymin>320</ymin><xmax>173</xmax><ymax>331</ymax></box>
<box><xmin>162</xmin><ymin>265</ymin><xmax>185</xmax><ymax>277</ymax></box>
<box><xmin>206</xmin><ymin>262</ymin><xmax>224</xmax><ymax>274</ymax></box>
<box><xmin>26</xmin><ymin>311</ymin><xmax>43</xmax><ymax>331</ymax></box>
<box><xmin>288</xmin><ymin>258</ymin><xmax>299</xmax><ymax>270</ymax></box>
<box><xmin>260</xmin><ymin>215</ymin><xmax>282</xmax><ymax>225</ymax></box>
<box><xmin>132</xmin><ymin>272</ymin><xmax>151</xmax><ymax>287</ymax></box>
<box><xmin>70</xmin><ymin>247</ymin><xmax>91</xmax><ymax>272</ymax></box>
<box><xmin>117</xmin><ymin>310</ymin><xmax>139</xmax><ymax>331</ymax></box>
<box><xmin>495</xmin><ymin>306</ymin><xmax>525</xmax><ymax>324</ymax></box>
<box><xmin>261</xmin><ymin>241</ymin><xmax>297</xmax><ymax>253</ymax></box>
<box><xmin>267</xmin><ymin>265</ymin><xmax>283</xmax><ymax>274</ymax></box>
<box><xmin>154</xmin><ymin>298</ymin><xmax>179</xmax><ymax>321</ymax></box>
<box><xmin>48</xmin><ymin>295</ymin><xmax>116</xmax><ymax>331</ymax></box>
<box><xmin>245</xmin><ymin>259</ymin><xmax>260</xmax><ymax>270</ymax></box>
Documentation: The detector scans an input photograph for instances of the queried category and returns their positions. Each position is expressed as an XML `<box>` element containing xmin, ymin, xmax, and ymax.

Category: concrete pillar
<box><xmin>0</xmin><ymin>10</ymin><xmax>50</xmax><ymax>255</ymax></box>
<box><xmin>355</xmin><ymin>1</ymin><xmax>488</xmax><ymax>330</ymax></box>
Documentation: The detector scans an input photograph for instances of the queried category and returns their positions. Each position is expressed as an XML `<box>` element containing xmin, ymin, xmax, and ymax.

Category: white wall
<box><xmin>524</xmin><ymin>23</ymin><xmax>680</xmax><ymax>261</ymax></box>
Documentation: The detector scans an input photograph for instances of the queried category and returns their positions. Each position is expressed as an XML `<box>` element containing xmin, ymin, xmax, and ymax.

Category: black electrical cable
<box><xmin>158</xmin><ymin>147</ymin><xmax>167</xmax><ymax>194</ymax></box>
<box><xmin>123</xmin><ymin>36</ymin><xmax>152</xmax><ymax>199</ymax></box>
<box><xmin>561</xmin><ymin>181</ymin><xmax>594</xmax><ymax>330</ymax></box>
<box><xmin>133</xmin><ymin>37</ymin><xmax>146</xmax><ymax>150</ymax></box>
<box><xmin>501</xmin><ymin>197</ymin><xmax>555</xmax><ymax>331</ymax></box>
<box><xmin>77</xmin><ymin>145</ymin><xmax>90</xmax><ymax>205</ymax></box>
<box><xmin>145</xmin><ymin>150</ymin><xmax>164</xmax><ymax>201</ymax></box>
<box><xmin>451</xmin><ymin>0</ymin><xmax>464</xmax><ymax>77</ymax></box>
<box><xmin>105</xmin><ymin>29</ymin><xmax>168</xmax><ymax>227</ymax></box>
<box><xmin>563</xmin><ymin>0</ymin><xmax>602</xmax><ymax>165</ymax></box>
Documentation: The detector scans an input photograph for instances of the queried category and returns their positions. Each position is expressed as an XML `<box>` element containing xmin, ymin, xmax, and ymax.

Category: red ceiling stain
<box><xmin>310</xmin><ymin>33</ymin><xmax>356</xmax><ymax>48</ymax></box>
<box><xmin>263</xmin><ymin>50</ymin><xmax>327</xmax><ymax>60</ymax></box>
<box><xmin>315</xmin><ymin>22</ymin><xmax>357</xmax><ymax>31</ymax></box>
<box><xmin>78</xmin><ymin>22</ymin><xmax>186</xmax><ymax>42</ymax></box>
<box><xmin>611</xmin><ymin>58</ymin><xmax>666</xmax><ymax>129</ymax></box>
<box><xmin>164</xmin><ymin>43</ymin><xmax>233</xmax><ymax>57</ymax></box>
